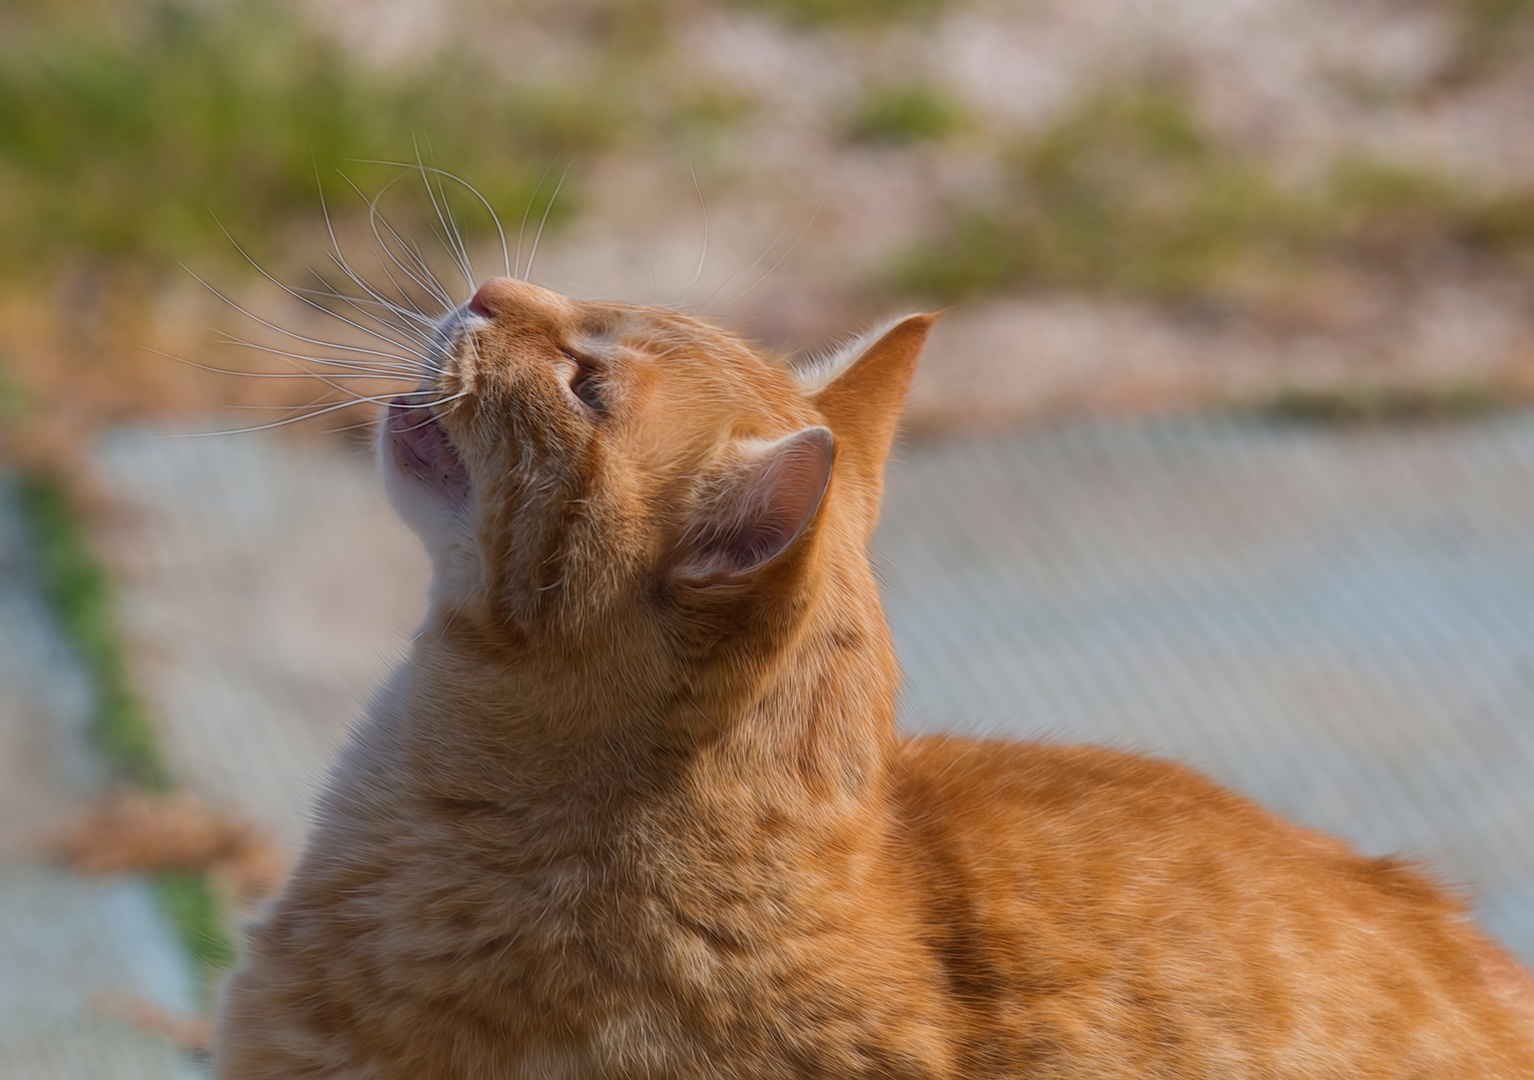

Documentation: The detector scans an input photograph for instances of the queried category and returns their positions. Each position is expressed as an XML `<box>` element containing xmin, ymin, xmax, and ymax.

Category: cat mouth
<box><xmin>387</xmin><ymin>397</ymin><xmax>473</xmax><ymax>501</ymax></box>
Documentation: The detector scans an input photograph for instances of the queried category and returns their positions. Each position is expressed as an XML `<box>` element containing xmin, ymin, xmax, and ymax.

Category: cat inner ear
<box><xmin>802</xmin><ymin>313</ymin><xmax>938</xmax><ymax>506</ymax></box>
<box><xmin>671</xmin><ymin>426</ymin><xmax>836</xmax><ymax>586</ymax></box>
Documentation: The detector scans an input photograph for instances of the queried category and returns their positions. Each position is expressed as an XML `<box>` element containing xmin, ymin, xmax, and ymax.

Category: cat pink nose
<box><xmin>466</xmin><ymin>278</ymin><xmax>576</xmax><ymax>323</ymax></box>
<box><xmin>466</xmin><ymin>277</ymin><xmax>569</xmax><ymax>320</ymax></box>
<box><xmin>466</xmin><ymin>278</ymin><xmax>514</xmax><ymax>319</ymax></box>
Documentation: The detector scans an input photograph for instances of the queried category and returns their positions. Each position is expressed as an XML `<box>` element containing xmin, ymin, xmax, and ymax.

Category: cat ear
<box><xmin>671</xmin><ymin>426</ymin><xmax>836</xmax><ymax>586</ymax></box>
<box><xmin>805</xmin><ymin>312</ymin><xmax>938</xmax><ymax>514</ymax></box>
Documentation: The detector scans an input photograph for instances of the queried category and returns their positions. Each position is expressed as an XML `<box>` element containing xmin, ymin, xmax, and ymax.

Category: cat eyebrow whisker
<box><xmin>720</xmin><ymin>195</ymin><xmax>826</xmax><ymax>312</ymax></box>
<box><xmin>676</xmin><ymin>157</ymin><xmax>709</xmax><ymax>307</ymax></box>
<box><xmin>516</xmin><ymin>162</ymin><xmax>560</xmax><ymax>281</ymax></box>
<box><xmin>696</xmin><ymin>195</ymin><xmax>825</xmax><ymax>315</ymax></box>
<box><xmin>524</xmin><ymin>163</ymin><xmax>570</xmax><ymax>285</ymax></box>
<box><xmin>697</xmin><ymin>215</ymin><xmax>793</xmax><ymax>312</ymax></box>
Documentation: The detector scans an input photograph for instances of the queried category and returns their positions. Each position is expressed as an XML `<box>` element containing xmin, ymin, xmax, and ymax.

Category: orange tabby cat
<box><xmin>215</xmin><ymin>277</ymin><xmax>1534</xmax><ymax>1078</ymax></box>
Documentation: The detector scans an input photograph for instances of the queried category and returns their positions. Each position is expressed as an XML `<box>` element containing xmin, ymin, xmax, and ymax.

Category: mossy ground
<box><xmin>17</xmin><ymin>471</ymin><xmax>235</xmax><ymax>995</ymax></box>
<box><xmin>890</xmin><ymin>83</ymin><xmax>1534</xmax><ymax>317</ymax></box>
<box><xmin>0</xmin><ymin>1</ymin><xmax>608</xmax><ymax>275</ymax></box>
<box><xmin>848</xmin><ymin>81</ymin><xmax>967</xmax><ymax>145</ymax></box>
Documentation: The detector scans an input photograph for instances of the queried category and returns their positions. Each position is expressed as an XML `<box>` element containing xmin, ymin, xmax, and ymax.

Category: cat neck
<box><xmin>386</xmin><ymin>550</ymin><xmax>900</xmax><ymax>845</ymax></box>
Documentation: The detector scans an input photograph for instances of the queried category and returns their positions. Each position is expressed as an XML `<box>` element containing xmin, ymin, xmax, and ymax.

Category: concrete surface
<box><xmin>0</xmin><ymin>480</ymin><xmax>202</xmax><ymax>1080</ymax></box>
<box><xmin>881</xmin><ymin>414</ymin><xmax>1534</xmax><ymax>962</ymax></box>
<box><xmin>92</xmin><ymin>434</ymin><xmax>428</xmax><ymax>852</ymax></box>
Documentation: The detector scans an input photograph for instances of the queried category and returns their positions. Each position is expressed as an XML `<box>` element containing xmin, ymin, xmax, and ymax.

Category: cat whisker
<box><xmin>186</xmin><ymin>266</ymin><xmax>437</xmax><ymax>373</ymax></box>
<box><xmin>294</xmin><ymin>277</ymin><xmax>438</xmax><ymax>354</ymax></box>
<box><xmin>372</xmin><ymin>212</ymin><xmax>455</xmax><ymax>313</ymax></box>
<box><xmin>430</xmin><ymin>160</ymin><xmax>478</xmax><ymax>296</ymax></box>
<box><xmin>148</xmin><ymin>347</ymin><xmax>412</xmax><ymax>384</ymax></box>
<box><xmin>293</xmin><ymin>279</ymin><xmax>423</xmax><ymax>322</ymax></box>
<box><xmin>720</xmin><ymin>195</ymin><xmax>825</xmax><ymax>312</ymax></box>
<box><xmin>213</xmin><ymin>222</ymin><xmax>439</xmax><ymax>365</ymax></box>
<box><xmin>411</xmin><ymin>137</ymin><xmax>476</xmax><ymax>295</ymax></box>
<box><xmin>320</xmin><ymin>386</ymin><xmax>472</xmax><ymax>438</ymax></box>
<box><xmin>340</xmin><ymin>171</ymin><xmax>456</xmax><ymax>311</ymax></box>
<box><xmin>222</xmin><ymin>382</ymin><xmax>447</xmax><ymax>412</ymax></box>
<box><xmin>324</xmin><ymin>414</ymin><xmax>390</xmax><ymax>437</ymax></box>
<box><xmin>677</xmin><ymin>157</ymin><xmax>709</xmax><ymax>307</ymax></box>
<box><xmin>698</xmin><ymin>215</ymin><xmax>794</xmax><ymax>312</ymax></box>
<box><xmin>295</xmin><ymin>262</ymin><xmax>439</xmax><ymax>332</ymax></box>
<box><xmin>350</xmin><ymin>248</ymin><xmax>445</xmax><ymax>334</ymax></box>
<box><xmin>316</xmin><ymin>170</ymin><xmax>444</xmax><ymax>330</ymax></box>
<box><xmin>524</xmin><ymin>163</ymin><xmax>570</xmax><ymax>285</ymax></box>
<box><xmin>191</xmin><ymin>170</ymin><xmax>488</xmax><ymax>440</ymax></box>
<box><xmin>322</xmin><ymin>253</ymin><xmax>440</xmax><ymax>331</ymax></box>
<box><xmin>417</xmin><ymin>163</ymin><xmax>511</xmax><ymax>280</ymax></box>
<box><xmin>219</xmin><ymin>334</ymin><xmax>432</xmax><ymax>379</ymax></box>
<box><xmin>517</xmin><ymin>162</ymin><xmax>560</xmax><ymax>280</ymax></box>
<box><xmin>154</xmin><ymin>398</ymin><xmax>387</xmax><ymax>439</ymax></box>
<box><xmin>215</xmin><ymin>344</ymin><xmax>421</xmax><ymax>391</ymax></box>
<box><xmin>161</xmin><ymin>388</ymin><xmax>469</xmax><ymax>439</ymax></box>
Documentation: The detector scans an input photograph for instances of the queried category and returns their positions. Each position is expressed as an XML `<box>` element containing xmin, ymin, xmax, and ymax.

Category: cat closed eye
<box><xmin>563</xmin><ymin>352</ymin><xmax>605</xmax><ymax>415</ymax></box>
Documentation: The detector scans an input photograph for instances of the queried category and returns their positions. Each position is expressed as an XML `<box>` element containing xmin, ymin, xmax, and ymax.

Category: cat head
<box><xmin>382</xmin><ymin>276</ymin><xmax>934</xmax><ymax>715</ymax></box>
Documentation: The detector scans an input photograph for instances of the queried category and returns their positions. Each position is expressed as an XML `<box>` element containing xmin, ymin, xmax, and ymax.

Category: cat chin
<box><xmin>381</xmin><ymin>397</ymin><xmax>475</xmax><ymax>553</ymax></box>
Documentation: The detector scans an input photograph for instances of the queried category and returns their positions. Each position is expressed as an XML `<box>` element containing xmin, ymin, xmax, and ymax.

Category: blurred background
<box><xmin>2</xmin><ymin>0</ymin><xmax>1532</xmax><ymax>1074</ymax></box>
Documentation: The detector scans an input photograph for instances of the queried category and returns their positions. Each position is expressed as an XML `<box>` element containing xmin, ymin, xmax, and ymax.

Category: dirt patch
<box><xmin>57</xmin><ymin>790</ymin><xmax>284</xmax><ymax>905</ymax></box>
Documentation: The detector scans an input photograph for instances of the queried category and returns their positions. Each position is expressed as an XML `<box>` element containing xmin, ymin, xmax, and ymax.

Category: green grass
<box><xmin>154</xmin><ymin>870</ymin><xmax>239</xmax><ymax>980</ymax></box>
<box><xmin>670</xmin><ymin>83</ymin><xmax>759</xmax><ymax>135</ymax></box>
<box><xmin>16</xmin><ymin>473</ymin><xmax>170</xmax><ymax>791</ymax></box>
<box><xmin>891</xmin><ymin>86</ymin><xmax>1290</xmax><ymax>302</ymax></box>
<box><xmin>890</xmin><ymin>83</ymin><xmax>1534</xmax><ymax>307</ymax></box>
<box><xmin>0</xmin><ymin>366</ymin><xmax>30</xmax><ymax>424</ymax></box>
<box><xmin>730</xmin><ymin>0</ymin><xmax>958</xmax><ymax>28</ymax></box>
<box><xmin>848</xmin><ymin>81</ymin><xmax>966</xmax><ymax>145</ymax></box>
<box><xmin>16</xmin><ymin>471</ymin><xmax>235</xmax><ymax>992</ymax></box>
<box><xmin>1440</xmin><ymin>0</ymin><xmax>1534</xmax><ymax>79</ymax></box>
<box><xmin>0</xmin><ymin>0</ymin><xmax>613</xmax><ymax>275</ymax></box>
<box><xmin>1255</xmin><ymin>383</ymin><xmax>1513</xmax><ymax>426</ymax></box>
